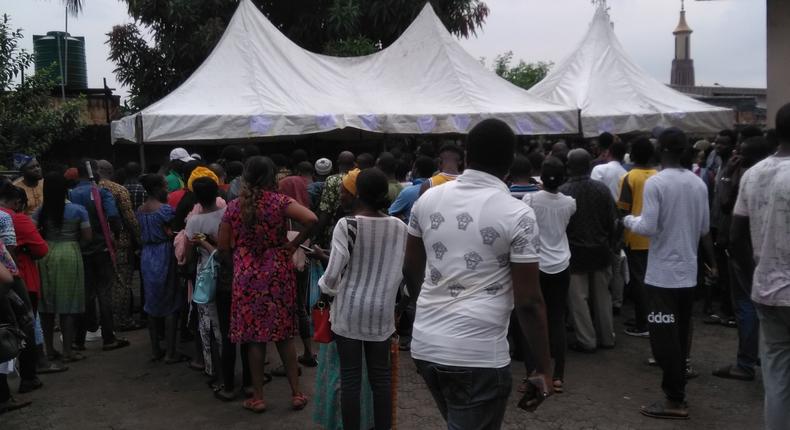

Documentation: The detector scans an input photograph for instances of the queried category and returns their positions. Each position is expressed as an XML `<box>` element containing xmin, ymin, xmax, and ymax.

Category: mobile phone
<box><xmin>299</xmin><ymin>244</ymin><xmax>313</xmax><ymax>252</ymax></box>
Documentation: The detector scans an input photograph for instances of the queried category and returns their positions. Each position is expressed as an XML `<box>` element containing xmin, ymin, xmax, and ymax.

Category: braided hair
<box><xmin>239</xmin><ymin>156</ymin><xmax>276</xmax><ymax>227</ymax></box>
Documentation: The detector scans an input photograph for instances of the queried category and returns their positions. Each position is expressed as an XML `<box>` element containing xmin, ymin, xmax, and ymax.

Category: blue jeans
<box><xmin>728</xmin><ymin>259</ymin><xmax>759</xmax><ymax>373</ymax></box>
<box><xmin>414</xmin><ymin>360</ymin><xmax>512</xmax><ymax>430</ymax></box>
<box><xmin>756</xmin><ymin>304</ymin><xmax>790</xmax><ymax>430</ymax></box>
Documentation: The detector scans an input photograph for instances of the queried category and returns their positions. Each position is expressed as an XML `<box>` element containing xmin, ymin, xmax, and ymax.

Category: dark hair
<box><xmin>527</xmin><ymin>151</ymin><xmax>545</xmax><ymax>173</ymax></box>
<box><xmin>609</xmin><ymin>140</ymin><xmax>627</xmax><ymax>162</ymax></box>
<box><xmin>598</xmin><ymin>132</ymin><xmax>614</xmax><ymax>151</ymax></box>
<box><xmin>192</xmin><ymin>177</ymin><xmax>219</xmax><ymax>208</ymax></box>
<box><xmin>242</xmin><ymin>144</ymin><xmax>261</xmax><ymax>159</ymax></box>
<box><xmin>776</xmin><ymin>103</ymin><xmax>790</xmax><ymax>141</ymax></box>
<box><xmin>395</xmin><ymin>160</ymin><xmax>411</xmax><ymax>182</ymax></box>
<box><xmin>437</xmin><ymin>143</ymin><xmax>464</xmax><ymax>161</ymax></box>
<box><xmin>509</xmin><ymin>155</ymin><xmax>532</xmax><ymax>180</ymax></box>
<box><xmin>0</xmin><ymin>181</ymin><xmax>19</xmax><ymax>202</ymax></box>
<box><xmin>629</xmin><ymin>135</ymin><xmax>655</xmax><ymax>165</ymax></box>
<box><xmin>414</xmin><ymin>156</ymin><xmax>437</xmax><ymax>179</ymax></box>
<box><xmin>38</xmin><ymin>172</ymin><xmax>69</xmax><ymax>236</ymax></box>
<box><xmin>356</xmin><ymin>168</ymin><xmax>390</xmax><ymax>211</ymax></box>
<box><xmin>417</xmin><ymin>142</ymin><xmax>436</xmax><ymax>158</ymax></box>
<box><xmin>739</xmin><ymin>126</ymin><xmax>763</xmax><ymax>141</ymax></box>
<box><xmin>220</xmin><ymin>145</ymin><xmax>244</xmax><ymax>162</ymax></box>
<box><xmin>541</xmin><ymin>156</ymin><xmax>566</xmax><ymax>190</ymax></box>
<box><xmin>125</xmin><ymin>162</ymin><xmax>142</xmax><ymax>179</ymax></box>
<box><xmin>356</xmin><ymin>153</ymin><xmax>375</xmax><ymax>170</ymax></box>
<box><xmin>291</xmin><ymin>149</ymin><xmax>308</xmax><ymax>166</ymax></box>
<box><xmin>376</xmin><ymin>152</ymin><xmax>397</xmax><ymax>176</ymax></box>
<box><xmin>717</xmin><ymin>129</ymin><xmax>738</xmax><ymax>145</ymax></box>
<box><xmin>659</xmin><ymin>128</ymin><xmax>689</xmax><ymax>156</ymax></box>
<box><xmin>240</xmin><ymin>156</ymin><xmax>276</xmax><ymax>226</ymax></box>
<box><xmin>270</xmin><ymin>153</ymin><xmax>288</xmax><ymax>169</ymax></box>
<box><xmin>226</xmin><ymin>161</ymin><xmax>244</xmax><ymax>180</ymax></box>
<box><xmin>467</xmin><ymin>119</ymin><xmax>516</xmax><ymax>176</ymax></box>
<box><xmin>296</xmin><ymin>161</ymin><xmax>313</xmax><ymax>176</ymax></box>
<box><xmin>140</xmin><ymin>174</ymin><xmax>166</xmax><ymax>196</ymax></box>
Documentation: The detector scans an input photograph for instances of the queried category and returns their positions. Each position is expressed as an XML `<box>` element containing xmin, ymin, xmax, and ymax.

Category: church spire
<box><xmin>671</xmin><ymin>0</ymin><xmax>695</xmax><ymax>86</ymax></box>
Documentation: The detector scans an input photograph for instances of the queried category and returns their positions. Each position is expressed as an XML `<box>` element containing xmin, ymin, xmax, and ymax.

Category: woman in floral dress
<box><xmin>218</xmin><ymin>156</ymin><xmax>317</xmax><ymax>413</ymax></box>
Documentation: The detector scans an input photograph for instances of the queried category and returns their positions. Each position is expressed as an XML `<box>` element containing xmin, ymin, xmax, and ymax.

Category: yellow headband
<box><xmin>187</xmin><ymin>166</ymin><xmax>220</xmax><ymax>192</ymax></box>
<box><xmin>342</xmin><ymin>168</ymin><xmax>361</xmax><ymax>196</ymax></box>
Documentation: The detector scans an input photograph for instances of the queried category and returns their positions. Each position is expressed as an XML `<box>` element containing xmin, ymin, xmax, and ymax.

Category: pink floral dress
<box><xmin>223</xmin><ymin>192</ymin><xmax>296</xmax><ymax>343</ymax></box>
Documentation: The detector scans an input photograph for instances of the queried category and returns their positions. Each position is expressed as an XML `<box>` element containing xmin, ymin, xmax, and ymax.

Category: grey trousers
<box><xmin>569</xmin><ymin>267</ymin><xmax>615</xmax><ymax>350</ymax></box>
<box><xmin>610</xmin><ymin>253</ymin><xmax>626</xmax><ymax>309</ymax></box>
<box><xmin>756</xmin><ymin>304</ymin><xmax>790</xmax><ymax>430</ymax></box>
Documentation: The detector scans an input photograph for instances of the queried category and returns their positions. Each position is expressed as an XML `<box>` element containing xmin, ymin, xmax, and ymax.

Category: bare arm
<box><xmin>511</xmin><ymin>262</ymin><xmax>552</xmax><ymax>392</ymax></box>
<box><xmin>403</xmin><ymin>234</ymin><xmax>427</xmax><ymax>301</ymax></box>
<box><xmin>284</xmin><ymin>199</ymin><xmax>318</xmax><ymax>250</ymax></box>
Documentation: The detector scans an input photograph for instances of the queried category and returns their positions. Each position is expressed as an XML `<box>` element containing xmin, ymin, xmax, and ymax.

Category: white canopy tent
<box><xmin>529</xmin><ymin>3</ymin><xmax>732</xmax><ymax>137</ymax></box>
<box><xmin>112</xmin><ymin>0</ymin><xmax>578</xmax><ymax>145</ymax></box>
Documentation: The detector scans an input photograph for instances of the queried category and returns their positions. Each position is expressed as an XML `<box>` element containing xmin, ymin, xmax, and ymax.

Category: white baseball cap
<box><xmin>314</xmin><ymin>158</ymin><xmax>333</xmax><ymax>175</ymax></box>
<box><xmin>169</xmin><ymin>148</ymin><xmax>194</xmax><ymax>163</ymax></box>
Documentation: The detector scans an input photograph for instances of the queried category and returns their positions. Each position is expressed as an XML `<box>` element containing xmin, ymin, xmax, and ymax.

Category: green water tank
<box><xmin>33</xmin><ymin>31</ymin><xmax>88</xmax><ymax>89</ymax></box>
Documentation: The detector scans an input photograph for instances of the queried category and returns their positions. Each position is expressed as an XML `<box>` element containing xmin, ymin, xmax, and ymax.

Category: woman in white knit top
<box><xmin>318</xmin><ymin>167</ymin><xmax>407</xmax><ymax>430</ymax></box>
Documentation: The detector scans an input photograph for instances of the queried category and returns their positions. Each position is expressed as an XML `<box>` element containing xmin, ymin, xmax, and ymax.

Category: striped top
<box><xmin>318</xmin><ymin>215</ymin><xmax>407</xmax><ymax>342</ymax></box>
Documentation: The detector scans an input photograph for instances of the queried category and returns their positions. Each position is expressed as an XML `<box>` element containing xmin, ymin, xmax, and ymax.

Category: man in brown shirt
<box><xmin>12</xmin><ymin>156</ymin><xmax>43</xmax><ymax>216</ymax></box>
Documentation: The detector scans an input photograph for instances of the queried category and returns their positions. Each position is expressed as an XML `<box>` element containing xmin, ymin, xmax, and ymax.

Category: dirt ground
<box><xmin>3</xmin><ymin>302</ymin><xmax>764</xmax><ymax>430</ymax></box>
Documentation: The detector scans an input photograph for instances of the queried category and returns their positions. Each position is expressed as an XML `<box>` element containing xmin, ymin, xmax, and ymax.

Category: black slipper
<box><xmin>214</xmin><ymin>387</ymin><xmax>237</xmax><ymax>402</ymax></box>
<box><xmin>150</xmin><ymin>351</ymin><xmax>166</xmax><ymax>362</ymax></box>
<box><xmin>712</xmin><ymin>365</ymin><xmax>754</xmax><ymax>381</ymax></box>
<box><xmin>640</xmin><ymin>401</ymin><xmax>689</xmax><ymax>420</ymax></box>
<box><xmin>18</xmin><ymin>378</ymin><xmax>43</xmax><ymax>394</ymax></box>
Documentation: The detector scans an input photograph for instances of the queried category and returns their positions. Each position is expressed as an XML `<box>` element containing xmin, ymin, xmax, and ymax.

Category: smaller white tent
<box><xmin>112</xmin><ymin>0</ymin><xmax>578</xmax><ymax>144</ymax></box>
<box><xmin>529</xmin><ymin>3</ymin><xmax>732</xmax><ymax>137</ymax></box>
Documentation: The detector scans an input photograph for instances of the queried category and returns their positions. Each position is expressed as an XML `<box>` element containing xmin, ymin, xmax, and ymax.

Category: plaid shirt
<box><xmin>124</xmin><ymin>182</ymin><xmax>147</xmax><ymax>213</ymax></box>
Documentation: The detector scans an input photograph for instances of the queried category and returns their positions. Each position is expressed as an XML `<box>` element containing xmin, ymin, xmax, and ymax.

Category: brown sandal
<box><xmin>242</xmin><ymin>398</ymin><xmax>267</xmax><ymax>413</ymax></box>
<box><xmin>553</xmin><ymin>379</ymin><xmax>564</xmax><ymax>394</ymax></box>
<box><xmin>292</xmin><ymin>393</ymin><xmax>309</xmax><ymax>411</ymax></box>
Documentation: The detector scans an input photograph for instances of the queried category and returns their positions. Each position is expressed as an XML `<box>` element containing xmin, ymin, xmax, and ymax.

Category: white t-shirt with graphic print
<box><xmin>408</xmin><ymin>169</ymin><xmax>540</xmax><ymax>368</ymax></box>
<box><xmin>733</xmin><ymin>156</ymin><xmax>790</xmax><ymax>307</ymax></box>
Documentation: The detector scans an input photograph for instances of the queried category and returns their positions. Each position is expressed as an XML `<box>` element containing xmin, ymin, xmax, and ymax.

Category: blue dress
<box><xmin>137</xmin><ymin>204</ymin><xmax>182</xmax><ymax>317</ymax></box>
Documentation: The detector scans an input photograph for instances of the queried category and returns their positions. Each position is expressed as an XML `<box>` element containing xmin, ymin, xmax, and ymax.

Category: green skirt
<box><xmin>39</xmin><ymin>241</ymin><xmax>85</xmax><ymax>315</ymax></box>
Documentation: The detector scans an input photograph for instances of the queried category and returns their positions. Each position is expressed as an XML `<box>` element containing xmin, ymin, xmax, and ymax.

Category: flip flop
<box><xmin>640</xmin><ymin>401</ymin><xmax>689</xmax><ymax>420</ymax></box>
<box><xmin>188</xmin><ymin>361</ymin><xmax>205</xmax><ymax>371</ymax></box>
<box><xmin>102</xmin><ymin>338</ymin><xmax>131</xmax><ymax>351</ymax></box>
<box><xmin>37</xmin><ymin>362</ymin><xmax>69</xmax><ymax>374</ymax></box>
<box><xmin>149</xmin><ymin>351</ymin><xmax>166</xmax><ymax>362</ymax></box>
<box><xmin>61</xmin><ymin>353</ymin><xmax>87</xmax><ymax>364</ymax></box>
<box><xmin>291</xmin><ymin>393</ymin><xmax>309</xmax><ymax>411</ymax></box>
<box><xmin>242</xmin><ymin>398</ymin><xmax>267</xmax><ymax>413</ymax></box>
<box><xmin>553</xmin><ymin>379</ymin><xmax>564</xmax><ymax>394</ymax></box>
<box><xmin>712</xmin><ymin>365</ymin><xmax>755</xmax><ymax>381</ymax></box>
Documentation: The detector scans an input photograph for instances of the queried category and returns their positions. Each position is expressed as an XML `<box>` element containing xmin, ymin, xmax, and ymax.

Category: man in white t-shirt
<box><xmin>591</xmin><ymin>140</ymin><xmax>628</xmax><ymax>313</ymax></box>
<box><xmin>404</xmin><ymin>119</ymin><xmax>552</xmax><ymax>429</ymax></box>
<box><xmin>623</xmin><ymin>128</ymin><xmax>716</xmax><ymax>420</ymax></box>
<box><xmin>731</xmin><ymin>103</ymin><xmax>790</xmax><ymax>430</ymax></box>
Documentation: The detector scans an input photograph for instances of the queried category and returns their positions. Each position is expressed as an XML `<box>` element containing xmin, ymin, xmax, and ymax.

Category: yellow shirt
<box><xmin>428</xmin><ymin>172</ymin><xmax>459</xmax><ymax>188</ymax></box>
<box><xmin>12</xmin><ymin>178</ymin><xmax>43</xmax><ymax>216</ymax></box>
<box><xmin>617</xmin><ymin>168</ymin><xmax>657</xmax><ymax>251</ymax></box>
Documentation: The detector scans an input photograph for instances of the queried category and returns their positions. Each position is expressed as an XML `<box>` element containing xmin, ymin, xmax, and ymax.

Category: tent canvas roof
<box><xmin>112</xmin><ymin>0</ymin><xmax>578</xmax><ymax>144</ymax></box>
<box><xmin>529</xmin><ymin>4</ymin><xmax>732</xmax><ymax>137</ymax></box>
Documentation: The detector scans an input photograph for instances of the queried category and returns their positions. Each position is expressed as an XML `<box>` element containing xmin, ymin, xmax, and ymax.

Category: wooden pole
<box><xmin>135</xmin><ymin>115</ymin><xmax>146</xmax><ymax>172</ymax></box>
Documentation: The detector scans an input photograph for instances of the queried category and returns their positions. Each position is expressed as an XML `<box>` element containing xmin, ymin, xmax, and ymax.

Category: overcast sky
<box><xmin>2</xmin><ymin>0</ymin><xmax>766</xmax><ymax>103</ymax></box>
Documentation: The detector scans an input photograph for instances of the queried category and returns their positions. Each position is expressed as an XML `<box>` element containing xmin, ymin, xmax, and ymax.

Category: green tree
<box><xmin>0</xmin><ymin>15</ymin><xmax>83</xmax><ymax>163</ymax></box>
<box><xmin>107</xmin><ymin>0</ymin><xmax>490</xmax><ymax>110</ymax></box>
<box><xmin>493</xmin><ymin>51</ymin><xmax>552</xmax><ymax>90</ymax></box>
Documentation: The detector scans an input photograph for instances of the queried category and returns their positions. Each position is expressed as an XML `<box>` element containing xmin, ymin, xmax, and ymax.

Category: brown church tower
<box><xmin>671</xmin><ymin>0</ymin><xmax>695</xmax><ymax>86</ymax></box>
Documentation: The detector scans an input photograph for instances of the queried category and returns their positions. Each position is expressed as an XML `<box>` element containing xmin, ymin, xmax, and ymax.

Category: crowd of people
<box><xmin>1</xmin><ymin>104</ymin><xmax>789</xmax><ymax>430</ymax></box>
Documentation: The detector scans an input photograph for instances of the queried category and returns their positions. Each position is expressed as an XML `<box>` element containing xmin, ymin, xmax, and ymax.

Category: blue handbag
<box><xmin>193</xmin><ymin>251</ymin><xmax>218</xmax><ymax>304</ymax></box>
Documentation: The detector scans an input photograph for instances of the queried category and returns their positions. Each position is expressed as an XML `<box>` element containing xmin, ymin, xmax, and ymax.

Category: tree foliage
<box><xmin>0</xmin><ymin>16</ymin><xmax>83</xmax><ymax>164</ymax></box>
<box><xmin>107</xmin><ymin>0</ymin><xmax>489</xmax><ymax>110</ymax></box>
<box><xmin>493</xmin><ymin>51</ymin><xmax>552</xmax><ymax>91</ymax></box>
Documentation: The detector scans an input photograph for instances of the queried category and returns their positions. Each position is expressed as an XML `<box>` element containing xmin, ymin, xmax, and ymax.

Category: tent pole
<box><xmin>135</xmin><ymin>115</ymin><xmax>146</xmax><ymax>172</ymax></box>
<box><xmin>577</xmin><ymin>109</ymin><xmax>584</xmax><ymax>138</ymax></box>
